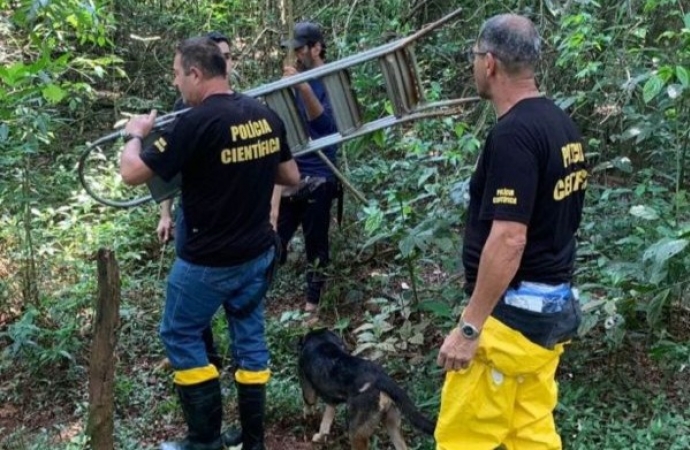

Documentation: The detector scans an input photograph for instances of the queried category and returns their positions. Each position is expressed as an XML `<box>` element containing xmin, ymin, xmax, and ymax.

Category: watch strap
<box><xmin>124</xmin><ymin>133</ymin><xmax>144</xmax><ymax>144</ymax></box>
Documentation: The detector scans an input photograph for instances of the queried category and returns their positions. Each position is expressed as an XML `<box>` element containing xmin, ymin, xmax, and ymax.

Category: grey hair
<box><xmin>477</xmin><ymin>14</ymin><xmax>541</xmax><ymax>74</ymax></box>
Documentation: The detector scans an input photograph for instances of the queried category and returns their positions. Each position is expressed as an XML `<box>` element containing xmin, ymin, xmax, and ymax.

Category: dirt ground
<box><xmin>0</xmin><ymin>291</ymin><xmax>356</xmax><ymax>448</ymax></box>
<box><xmin>2</xmin><ymin>284</ymin><xmax>689</xmax><ymax>448</ymax></box>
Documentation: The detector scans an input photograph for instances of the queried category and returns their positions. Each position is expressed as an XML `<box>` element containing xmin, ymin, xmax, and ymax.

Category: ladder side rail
<box><xmin>244</xmin><ymin>7</ymin><xmax>463</xmax><ymax>98</ymax></box>
<box><xmin>291</xmin><ymin>97</ymin><xmax>479</xmax><ymax>157</ymax></box>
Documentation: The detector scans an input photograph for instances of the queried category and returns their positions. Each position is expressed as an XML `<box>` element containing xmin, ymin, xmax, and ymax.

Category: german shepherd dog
<box><xmin>298</xmin><ymin>329</ymin><xmax>436</xmax><ymax>450</ymax></box>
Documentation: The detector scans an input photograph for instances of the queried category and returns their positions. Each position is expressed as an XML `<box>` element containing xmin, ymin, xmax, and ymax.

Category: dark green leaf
<box><xmin>642</xmin><ymin>75</ymin><xmax>664</xmax><ymax>103</ymax></box>
<box><xmin>417</xmin><ymin>301</ymin><xmax>453</xmax><ymax>318</ymax></box>
<box><xmin>399</xmin><ymin>235</ymin><xmax>416</xmax><ymax>258</ymax></box>
<box><xmin>676</xmin><ymin>66</ymin><xmax>690</xmax><ymax>87</ymax></box>
<box><xmin>646</xmin><ymin>289</ymin><xmax>671</xmax><ymax>328</ymax></box>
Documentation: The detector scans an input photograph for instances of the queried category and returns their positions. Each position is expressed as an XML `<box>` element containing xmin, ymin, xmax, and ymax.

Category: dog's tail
<box><xmin>374</xmin><ymin>374</ymin><xmax>436</xmax><ymax>435</ymax></box>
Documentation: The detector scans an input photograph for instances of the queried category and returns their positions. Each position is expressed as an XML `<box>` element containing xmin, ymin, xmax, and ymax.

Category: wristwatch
<box><xmin>458</xmin><ymin>320</ymin><xmax>481</xmax><ymax>340</ymax></box>
<box><xmin>124</xmin><ymin>132</ymin><xmax>144</xmax><ymax>144</ymax></box>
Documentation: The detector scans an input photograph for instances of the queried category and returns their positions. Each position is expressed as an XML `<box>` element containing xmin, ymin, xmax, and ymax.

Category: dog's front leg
<box><xmin>312</xmin><ymin>404</ymin><xmax>336</xmax><ymax>443</ymax></box>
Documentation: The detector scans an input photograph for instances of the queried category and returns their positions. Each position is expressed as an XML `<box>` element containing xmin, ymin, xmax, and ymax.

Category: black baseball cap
<box><xmin>281</xmin><ymin>22</ymin><xmax>325</xmax><ymax>49</ymax></box>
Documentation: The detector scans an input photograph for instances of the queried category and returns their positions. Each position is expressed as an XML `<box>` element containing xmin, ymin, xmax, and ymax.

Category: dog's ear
<box><xmin>324</xmin><ymin>329</ymin><xmax>347</xmax><ymax>349</ymax></box>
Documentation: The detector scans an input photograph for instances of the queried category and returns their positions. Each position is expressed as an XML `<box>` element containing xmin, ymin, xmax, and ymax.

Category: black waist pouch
<box><xmin>282</xmin><ymin>176</ymin><xmax>328</xmax><ymax>202</ymax></box>
<box><xmin>491</xmin><ymin>296</ymin><xmax>582</xmax><ymax>350</ymax></box>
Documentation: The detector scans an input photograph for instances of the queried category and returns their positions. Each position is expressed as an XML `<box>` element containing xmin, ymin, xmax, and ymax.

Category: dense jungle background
<box><xmin>1</xmin><ymin>0</ymin><xmax>690</xmax><ymax>448</ymax></box>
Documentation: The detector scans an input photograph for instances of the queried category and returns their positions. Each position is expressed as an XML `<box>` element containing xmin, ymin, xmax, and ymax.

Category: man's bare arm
<box><xmin>275</xmin><ymin>159</ymin><xmax>300</xmax><ymax>186</ymax></box>
<box><xmin>270</xmin><ymin>186</ymin><xmax>283</xmax><ymax>231</ymax></box>
<box><xmin>462</xmin><ymin>220</ymin><xmax>527</xmax><ymax>329</ymax></box>
<box><xmin>157</xmin><ymin>199</ymin><xmax>174</xmax><ymax>243</ymax></box>
<box><xmin>120</xmin><ymin>110</ymin><xmax>157</xmax><ymax>186</ymax></box>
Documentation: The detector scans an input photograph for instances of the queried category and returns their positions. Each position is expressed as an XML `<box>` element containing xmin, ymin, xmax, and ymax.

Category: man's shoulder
<box><xmin>232</xmin><ymin>93</ymin><xmax>283</xmax><ymax>121</ymax></box>
<box><xmin>498</xmin><ymin>98</ymin><xmax>570</xmax><ymax>130</ymax></box>
<box><xmin>172</xmin><ymin>98</ymin><xmax>186</xmax><ymax>111</ymax></box>
<box><xmin>522</xmin><ymin>97</ymin><xmax>573</xmax><ymax>126</ymax></box>
<box><xmin>182</xmin><ymin>93</ymin><xmax>285</xmax><ymax>131</ymax></box>
<box><xmin>192</xmin><ymin>93</ymin><xmax>262</xmax><ymax>115</ymax></box>
<box><xmin>503</xmin><ymin>96</ymin><xmax>553</xmax><ymax>118</ymax></box>
<box><xmin>308</xmin><ymin>79</ymin><xmax>329</xmax><ymax>100</ymax></box>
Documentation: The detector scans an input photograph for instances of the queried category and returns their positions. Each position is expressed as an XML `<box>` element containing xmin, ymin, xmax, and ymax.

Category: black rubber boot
<box><xmin>160</xmin><ymin>379</ymin><xmax>224</xmax><ymax>450</ymax></box>
<box><xmin>222</xmin><ymin>382</ymin><xmax>266</xmax><ymax>450</ymax></box>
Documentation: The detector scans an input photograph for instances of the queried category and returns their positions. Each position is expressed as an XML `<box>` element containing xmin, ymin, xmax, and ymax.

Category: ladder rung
<box><xmin>379</xmin><ymin>48</ymin><xmax>424</xmax><ymax>117</ymax></box>
<box><xmin>263</xmin><ymin>89</ymin><xmax>309</xmax><ymax>152</ymax></box>
<box><xmin>321</xmin><ymin>70</ymin><xmax>362</xmax><ymax>135</ymax></box>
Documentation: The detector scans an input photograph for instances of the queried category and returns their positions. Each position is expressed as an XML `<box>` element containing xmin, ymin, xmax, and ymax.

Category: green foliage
<box><xmin>558</xmin><ymin>385</ymin><xmax>690</xmax><ymax>449</ymax></box>
<box><xmin>542</xmin><ymin>0</ymin><xmax>690</xmax><ymax>345</ymax></box>
<box><xmin>351</xmin><ymin>114</ymin><xmax>478</xmax><ymax>314</ymax></box>
<box><xmin>352</xmin><ymin>297</ymin><xmax>432</xmax><ymax>359</ymax></box>
<box><xmin>0</xmin><ymin>0</ymin><xmax>121</xmax><ymax>316</ymax></box>
<box><xmin>1</xmin><ymin>0</ymin><xmax>690</xmax><ymax>448</ymax></box>
<box><xmin>10</xmin><ymin>0</ymin><xmax>114</xmax><ymax>45</ymax></box>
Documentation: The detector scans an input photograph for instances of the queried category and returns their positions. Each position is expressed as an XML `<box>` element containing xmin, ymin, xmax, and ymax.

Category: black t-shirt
<box><xmin>462</xmin><ymin>97</ymin><xmax>587</xmax><ymax>292</ymax></box>
<box><xmin>141</xmin><ymin>92</ymin><xmax>293</xmax><ymax>266</ymax></box>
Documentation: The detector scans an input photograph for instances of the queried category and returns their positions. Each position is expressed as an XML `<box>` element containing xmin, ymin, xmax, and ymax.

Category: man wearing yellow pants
<box><xmin>436</xmin><ymin>14</ymin><xmax>586</xmax><ymax>450</ymax></box>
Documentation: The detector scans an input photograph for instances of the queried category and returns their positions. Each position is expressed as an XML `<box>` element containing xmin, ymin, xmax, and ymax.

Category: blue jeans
<box><xmin>175</xmin><ymin>206</ymin><xmax>224</xmax><ymax>367</ymax></box>
<box><xmin>160</xmin><ymin>247</ymin><xmax>274</xmax><ymax>372</ymax></box>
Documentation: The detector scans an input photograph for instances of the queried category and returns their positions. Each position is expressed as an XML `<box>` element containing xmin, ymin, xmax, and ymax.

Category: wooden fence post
<box><xmin>87</xmin><ymin>248</ymin><xmax>120</xmax><ymax>450</ymax></box>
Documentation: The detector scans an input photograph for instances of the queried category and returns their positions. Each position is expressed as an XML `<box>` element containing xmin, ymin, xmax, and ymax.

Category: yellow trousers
<box><xmin>435</xmin><ymin>316</ymin><xmax>564</xmax><ymax>450</ymax></box>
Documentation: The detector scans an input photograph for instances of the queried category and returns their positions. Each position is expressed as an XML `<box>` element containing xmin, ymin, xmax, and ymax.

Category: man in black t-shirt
<box><xmin>120</xmin><ymin>37</ymin><xmax>299</xmax><ymax>450</ymax></box>
<box><xmin>157</xmin><ymin>31</ymin><xmax>234</xmax><ymax>373</ymax></box>
<box><xmin>435</xmin><ymin>15</ymin><xmax>586</xmax><ymax>450</ymax></box>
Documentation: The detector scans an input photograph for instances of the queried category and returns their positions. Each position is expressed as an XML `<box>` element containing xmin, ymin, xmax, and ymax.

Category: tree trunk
<box><xmin>87</xmin><ymin>248</ymin><xmax>121</xmax><ymax>450</ymax></box>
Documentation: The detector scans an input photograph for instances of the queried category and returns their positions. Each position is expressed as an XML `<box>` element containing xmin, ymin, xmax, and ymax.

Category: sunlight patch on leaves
<box><xmin>41</xmin><ymin>84</ymin><xmax>66</xmax><ymax>103</ymax></box>
<box><xmin>629</xmin><ymin>205</ymin><xmax>659</xmax><ymax>220</ymax></box>
<box><xmin>642</xmin><ymin>238</ymin><xmax>688</xmax><ymax>265</ymax></box>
